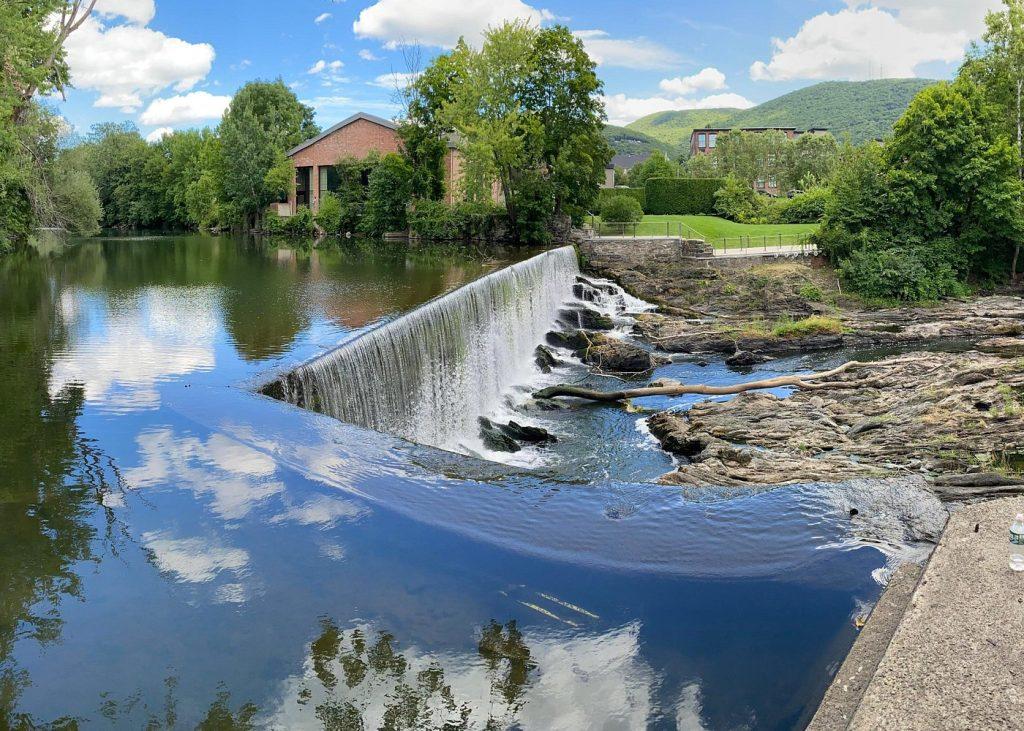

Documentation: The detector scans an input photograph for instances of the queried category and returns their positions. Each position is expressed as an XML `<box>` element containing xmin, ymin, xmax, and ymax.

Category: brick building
<box><xmin>281</xmin><ymin>112</ymin><xmax>485</xmax><ymax>215</ymax></box>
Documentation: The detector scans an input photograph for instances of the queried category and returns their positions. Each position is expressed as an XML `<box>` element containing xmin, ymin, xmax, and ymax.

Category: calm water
<box><xmin>0</xmin><ymin>234</ymin><xmax>938</xmax><ymax>729</ymax></box>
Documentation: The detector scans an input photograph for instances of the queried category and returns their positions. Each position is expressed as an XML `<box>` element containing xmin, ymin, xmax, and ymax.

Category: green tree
<box><xmin>965</xmin><ymin>0</ymin><xmax>1024</xmax><ymax>278</ymax></box>
<box><xmin>627</xmin><ymin>150</ymin><xmax>679</xmax><ymax>188</ymax></box>
<box><xmin>420</xmin><ymin>21</ymin><xmax>610</xmax><ymax>243</ymax></box>
<box><xmin>219</xmin><ymin>80</ymin><xmax>318</xmax><ymax>231</ymax></box>
<box><xmin>360</xmin><ymin>153</ymin><xmax>414</xmax><ymax>236</ymax></box>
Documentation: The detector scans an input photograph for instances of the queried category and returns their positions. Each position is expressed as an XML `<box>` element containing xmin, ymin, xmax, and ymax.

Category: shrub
<box><xmin>410</xmin><ymin>199</ymin><xmax>458</xmax><ymax>239</ymax></box>
<box><xmin>266</xmin><ymin>206</ymin><xmax>314</xmax><ymax>237</ymax></box>
<box><xmin>315</xmin><ymin>192</ymin><xmax>342</xmax><ymax>233</ymax></box>
<box><xmin>797</xmin><ymin>283</ymin><xmax>824</xmax><ymax>302</ymax></box>
<box><xmin>360</xmin><ymin>153</ymin><xmax>413</xmax><ymax>237</ymax></box>
<box><xmin>714</xmin><ymin>175</ymin><xmax>764</xmax><ymax>223</ymax></box>
<box><xmin>596</xmin><ymin>187</ymin><xmax>645</xmax><ymax>211</ymax></box>
<box><xmin>839</xmin><ymin>246</ymin><xmax>970</xmax><ymax>302</ymax></box>
<box><xmin>599</xmin><ymin>194</ymin><xmax>643</xmax><ymax>223</ymax></box>
<box><xmin>644</xmin><ymin>177</ymin><xmax>725</xmax><ymax>215</ymax></box>
<box><xmin>773</xmin><ymin>187</ymin><xmax>831</xmax><ymax>223</ymax></box>
<box><xmin>771</xmin><ymin>315</ymin><xmax>846</xmax><ymax>338</ymax></box>
<box><xmin>409</xmin><ymin>199</ymin><xmax>507</xmax><ymax>240</ymax></box>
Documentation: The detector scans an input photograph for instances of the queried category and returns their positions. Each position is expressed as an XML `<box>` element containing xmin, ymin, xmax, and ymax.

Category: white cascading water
<box><xmin>273</xmin><ymin>246</ymin><xmax>580</xmax><ymax>451</ymax></box>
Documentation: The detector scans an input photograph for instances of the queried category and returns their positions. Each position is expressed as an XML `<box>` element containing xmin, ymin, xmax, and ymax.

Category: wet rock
<box><xmin>559</xmin><ymin>306</ymin><xmax>614</xmax><ymax>331</ymax></box>
<box><xmin>977</xmin><ymin>336</ymin><xmax>1024</xmax><ymax>356</ymax></box>
<box><xmin>478</xmin><ymin>417</ymin><xmax>521</xmax><ymax>453</ymax></box>
<box><xmin>581</xmin><ymin>333</ymin><xmax>669</xmax><ymax>374</ymax></box>
<box><xmin>545</xmin><ymin>329</ymin><xmax>592</xmax><ymax>351</ymax></box>
<box><xmin>646</xmin><ymin>412</ymin><xmax>707</xmax><ymax>457</ymax></box>
<box><xmin>499</xmin><ymin>420</ymin><xmax>557</xmax><ymax>444</ymax></box>
<box><xmin>534</xmin><ymin>344</ymin><xmax>560</xmax><ymax>373</ymax></box>
<box><xmin>649</xmin><ymin>352</ymin><xmax>1024</xmax><ymax>495</ymax></box>
<box><xmin>725</xmin><ymin>350</ymin><xmax>770</xmax><ymax>367</ymax></box>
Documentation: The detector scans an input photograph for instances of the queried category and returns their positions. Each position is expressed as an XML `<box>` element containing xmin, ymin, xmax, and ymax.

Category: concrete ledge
<box><xmin>807</xmin><ymin>563</ymin><xmax>923</xmax><ymax>730</ymax></box>
<box><xmin>812</xmin><ymin>497</ymin><xmax>1024</xmax><ymax>730</ymax></box>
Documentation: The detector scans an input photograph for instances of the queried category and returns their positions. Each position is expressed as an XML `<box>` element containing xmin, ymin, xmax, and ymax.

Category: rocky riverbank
<box><xmin>566</xmin><ymin>240</ymin><xmax>1024</xmax><ymax>495</ymax></box>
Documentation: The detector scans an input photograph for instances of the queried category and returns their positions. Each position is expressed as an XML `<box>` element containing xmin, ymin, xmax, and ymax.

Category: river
<box><xmin>0</xmin><ymin>234</ymin><xmax>937</xmax><ymax>729</ymax></box>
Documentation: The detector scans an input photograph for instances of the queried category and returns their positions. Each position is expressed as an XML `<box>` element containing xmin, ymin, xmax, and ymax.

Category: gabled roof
<box><xmin>287</xmin><ymin>112</ymin><xmax>398</xmax><ymax>157</ymax></box>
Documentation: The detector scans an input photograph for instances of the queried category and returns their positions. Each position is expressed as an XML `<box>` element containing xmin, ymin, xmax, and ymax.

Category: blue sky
<box><xmin>55</xmin><ymin>0</ymin><xmax>998</xmax><ymax>141</ymax></box>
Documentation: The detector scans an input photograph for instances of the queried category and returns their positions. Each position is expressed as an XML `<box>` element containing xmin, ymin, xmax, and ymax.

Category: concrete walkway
<box><xmin>812</xmin><ymin>496</ymin><xmax>1024</xmax><ymax>729</ymax></box>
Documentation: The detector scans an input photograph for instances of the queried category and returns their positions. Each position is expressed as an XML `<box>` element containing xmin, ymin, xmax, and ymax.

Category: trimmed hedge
<box><xmin>644</xmin><ymin>177</ymin><xmax>726</xmax><ymax>215</ymax></box>
<box><xmin>596</xmin><ymin>186</ymin><xmax>645</xmax><ymax>212</ymax></box>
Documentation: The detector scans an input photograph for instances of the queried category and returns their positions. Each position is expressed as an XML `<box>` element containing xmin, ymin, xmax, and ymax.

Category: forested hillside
<box><xmin>605</xmin><ymin>79</ymin><xmax>938</xmax><ymax>157</ymax></box>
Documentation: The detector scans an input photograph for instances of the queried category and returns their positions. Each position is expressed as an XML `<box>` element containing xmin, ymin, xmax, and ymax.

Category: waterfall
<box><xmin>268</xmin><ymin>246</ymin><xmax>580</xmax><ymax>451</ymax></box>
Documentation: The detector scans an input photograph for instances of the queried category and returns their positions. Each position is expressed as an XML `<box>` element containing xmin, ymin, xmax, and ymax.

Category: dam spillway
<box><xmin>266</xmin><ymin>246</ymin><xmax>580</xmax><ymax>451</ymax></box>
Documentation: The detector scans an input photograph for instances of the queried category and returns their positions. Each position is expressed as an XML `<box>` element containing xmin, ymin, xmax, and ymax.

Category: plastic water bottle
<box><xmin>1011</xmin><ymin>514</ymin><xmax>1024</xmax><ymax>572</ymax></box>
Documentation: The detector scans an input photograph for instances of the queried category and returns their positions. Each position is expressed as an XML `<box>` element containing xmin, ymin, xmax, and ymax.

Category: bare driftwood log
<box><xmin>532</xmin><ymin>357</ymin><xmax>919</xmax><ymax>403</ymax></box>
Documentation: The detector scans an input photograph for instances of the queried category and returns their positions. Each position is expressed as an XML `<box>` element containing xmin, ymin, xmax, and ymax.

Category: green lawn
<box><xmin>591</xmin><ymin>215</ymin><xmax>819</xmax><ymax>248</ymax></box>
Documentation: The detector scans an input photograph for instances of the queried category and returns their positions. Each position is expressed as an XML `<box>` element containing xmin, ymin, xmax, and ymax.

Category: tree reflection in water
<box><xmin>300</xmin><ymin>618</ymin><xmax>535</xmax><ymax>731</ymax></box>
<box><xmin>0</xmin><ymin>247</ymin><xmax>131</xmax><ymax>728</ymax></box>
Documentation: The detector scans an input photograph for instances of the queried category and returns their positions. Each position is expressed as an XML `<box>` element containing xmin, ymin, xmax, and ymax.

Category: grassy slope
<box><xmin>618</xmin><ymin>79</ymin><xmax>938</xmax><ymax>154</ymax></box>
<box><xmin>593</xmin><ymin>215</ymin><xmax>818</xmax><ymax>246</ymax></box>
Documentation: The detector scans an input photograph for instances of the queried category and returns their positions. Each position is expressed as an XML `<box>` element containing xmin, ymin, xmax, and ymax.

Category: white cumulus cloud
<box><xmin>95</xmin><ymin>0</ymin><xmax>155</xmax><ymax>25</ymax></box>
<box><xmin>64</xmin><ymin>16</ymin><xmax>215</xmax><ymax>112</ymax></box>
<box><xmin>750</xmin><ymin>1</ymin><xmax>997</xmax><ymax>82</ymax></box>
<box><xmin>573</xmin><ymin>30</ymin><xmax>682</xmax><ymax>70</ymax></box>
<box><xmin>658</xmin><ymin>67</ymin><xmax>727</xmax><ymax>96</ymax></box>
<box><xmin>140</xmin><ymin>91</ymin><xmax>231</xmax><ymax>125</ymax></box>
<box><xmin>315</xmin><ymin>12</ymin><xmax>332</xmax><ymax>24</ymax></box>
<box><xmin>353</xmin><ymin>0</ymin><xmax>552</xmax><ymax>49</ymax></box>
<box><xmin>368</xmin><ymin>71</ymin><xmax>420</xmax><ymax>89</ymax></box>
<box><xmin>359</xmin><ymin>49</ymin><xmax>383</xmax><ymax>61</ymax></box>
<box><xmin>144</xmin><ymin>126</ymin><xmax>173</xmax><ymax>142</ymax></box>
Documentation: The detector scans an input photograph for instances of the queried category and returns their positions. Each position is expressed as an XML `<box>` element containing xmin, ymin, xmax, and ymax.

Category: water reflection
<box><xmin>266</xmin><ymin>618</ymin><xmax>660</xmax><ymax>730</ymax></box>
<box><xmin>0</xmin><ymin>248</ymin><xmax>113</xmax><ymax>726</ymax></box>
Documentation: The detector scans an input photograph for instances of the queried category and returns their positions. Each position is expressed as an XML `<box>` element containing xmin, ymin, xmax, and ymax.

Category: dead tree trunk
<box><xmin>532</xmin><ymin>358</ymin><xmax>913</xmax><ymax>403</ymax></box>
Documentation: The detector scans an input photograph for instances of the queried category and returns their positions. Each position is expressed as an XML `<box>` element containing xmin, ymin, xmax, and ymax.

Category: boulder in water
<box><xmin>725</xmin><ymin>350</ymin><xmax>770</xmax><ymax>367</ymax></box>
<box><xmin>581</xmin><ymin>334</ymin><xmax>669</xmax><ymax>374</ymax></box>
<box><xmin>560</xmin><ymin>307</ymin><xmax>614</xmax><ymax>331</ymax></box>
<box><xmin>478</xmin><ymin>417</ymin><xmax>521</xmax><ymax>453</ymax></box>
<box><xmin>501</xmin><ymin>420</ymin><xmax>557</xmax><ymax>444</ymax></box>
<box><xmin>546</xmin><ymin>329</ymin><xmax>592</xmax><ymax>351</ymax></box>
<box><xmin>534</xmin><ymin>344</ymin><xmax>561</xmax><ymax>373</ymax></box>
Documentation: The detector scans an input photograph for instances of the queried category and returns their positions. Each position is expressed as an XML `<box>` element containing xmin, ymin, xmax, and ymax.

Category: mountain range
<box><xmin>605</xmin><ymin>78</ymin><xmax>938</xmax><ymax>158</ymax></box>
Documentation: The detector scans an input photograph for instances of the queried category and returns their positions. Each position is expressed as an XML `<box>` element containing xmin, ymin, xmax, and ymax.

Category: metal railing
<box><xmin>586</xmin><ymin>217</ymin><xmax>706</xmax><ymax>241</ymax></box>
<box><xmin>707</xmin><ymin>232</ymin><xmax>817</xmax><ymax>255</ymax></box>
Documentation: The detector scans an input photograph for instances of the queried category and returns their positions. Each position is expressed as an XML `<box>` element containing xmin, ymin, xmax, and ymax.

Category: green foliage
<box><xmin>50</xmin><ymin>164</ymin><xmax>101</xmax><ymax>236</ymax></box>
<box><xmin>408</xmin><ymin>199</ymin><xmax>506</xmax><ymax>240</ymax></box>
<box><xmin>219</xmin><ymin>80</ymin><xmax>317</xmax><ymax>230</ymax></box>
<box><xmin>714</xmin><ymin>175</ymin><xmax>764</xmax><ymax>223</ymax></box>
<box><xmin>645</xmin><ymin>177</ymin><xmax>726</xmax><ymax>215</ymax></box>
<box><xmin>771</xmin><ymin>187</ymin><xmax>832</xmax><ymax>223</ymax></box>
<box><xmin>839</xmin><ymin>246</ymin><xmax>970</xmax><ymax>301</ymax></box>
<box><xmin>416</xmin><ymin>21</ymin><xmax>610</xmax><ymax>243</ymax></box>
<box><xmin>818</xmin><ymin>77</ymin><xmax>1024</xmax><ymax>297</ymax></box>
<box><xmin>596</xmin><ymin>187</ymin><xmax>645</xmax><ymax>211</ymax></box>
<box><xmin>601</xmin><ymin>124</ymin><xmax>675</xmax><ymax>157</ymax></box>
<box><xmin>315</xmin><ymin>192</ymin><xmax>343</xmax><ymax>233</ymax></box>
<box><xmin>626</xmin><ymin>150</ymin><xmax>680</xmax><ymax>189</ymax></box>
<box><xmin>360</xmin><ymin>153</ymin><xmax>413</xmax><ymax>236</ymax></box>
<box><xmin>623</xmin><ymin>79</ymin><xmax>938</xmax><ymax>154</ymax></box>
<box><xmin>266</xmin><ymin>206</ymin><xmax>314</xmax><ymax>237</ymax></box>
<box><xmin>398</xmin><ymin>122</ymin><xmax>447</xmax><ymax>200</ymax></box>
<box><xmin>771</xmin><ymin>315</ymin><xmax>845</xmax><ymax>338</ymax></box>
<box><xmin>599</xmin><ymin>194</ymin><xmax>643</xmax><ymax>223</ymax></box>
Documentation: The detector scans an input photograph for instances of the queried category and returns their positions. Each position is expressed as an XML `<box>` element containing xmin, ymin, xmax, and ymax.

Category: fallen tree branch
<box><xmin>533</xmin><ymin>359</ymin><xmax>893</xmax><ymax>402</ymax></box>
